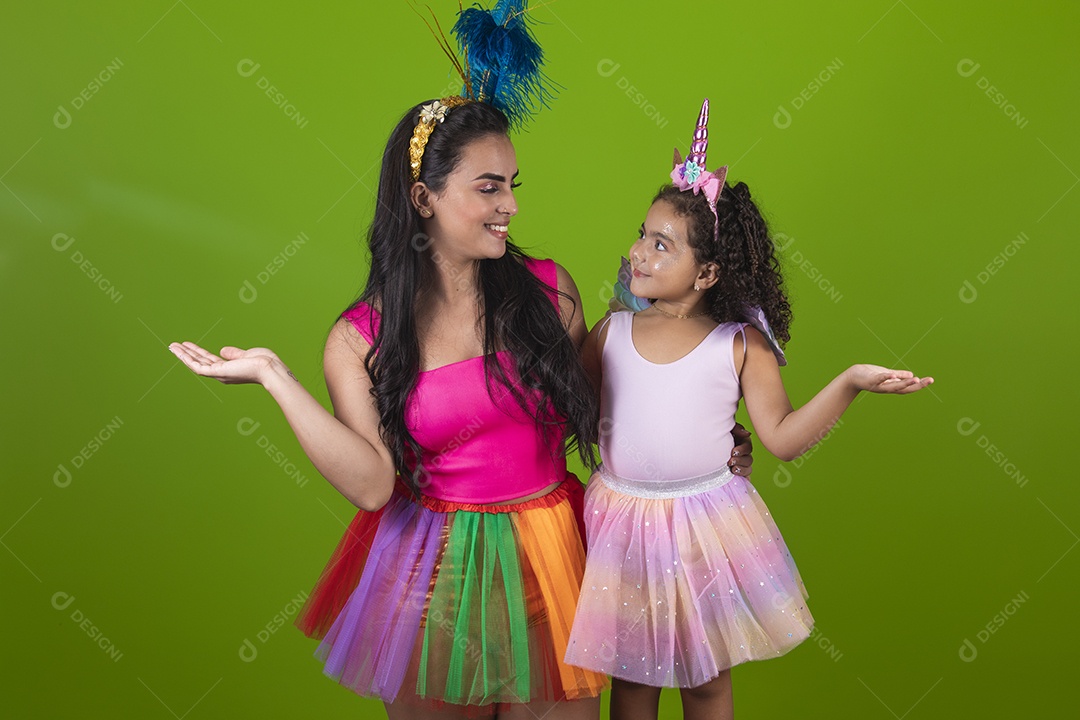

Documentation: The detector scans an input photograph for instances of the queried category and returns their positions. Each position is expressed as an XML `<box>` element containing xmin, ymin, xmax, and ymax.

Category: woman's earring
<box><xmin>694</xmin><ymin>284</ymin><xmax>700</xmax><ymax>292</ymax></box>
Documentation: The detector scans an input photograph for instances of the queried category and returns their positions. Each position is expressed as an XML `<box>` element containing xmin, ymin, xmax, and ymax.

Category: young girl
<box><xmin>564</xmin><ymin>100</ymin><xmax>933</xmax><ymax>720</ymax></box>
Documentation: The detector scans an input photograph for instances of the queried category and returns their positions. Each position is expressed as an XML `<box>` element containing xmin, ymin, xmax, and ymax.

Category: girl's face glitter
<box><xmin>627</xmin><ymin>201</ymin><xmax>703</xmax><ymax>301</ymax></box>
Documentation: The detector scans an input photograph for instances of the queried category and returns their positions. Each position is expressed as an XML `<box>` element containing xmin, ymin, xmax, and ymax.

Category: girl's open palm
<box><xmin>168</xmin><ymin>342</ymin><xmax>280</xmax><ymax>385</ymax></box>
<box><xmin>849</xmin><ymin>364</ymin><xmax>934</xmax><ymax>394</ymax></box>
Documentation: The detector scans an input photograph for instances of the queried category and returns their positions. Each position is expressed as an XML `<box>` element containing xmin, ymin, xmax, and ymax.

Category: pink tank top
<box><xmin>599</xmin><ymin>311</ymin><xmax>746</xmax><ymax>482</ymax></box>
<box><xmin>343</xmin><ymin>258</ymin><xmax>570</xmax><ymax>504</ymax></box>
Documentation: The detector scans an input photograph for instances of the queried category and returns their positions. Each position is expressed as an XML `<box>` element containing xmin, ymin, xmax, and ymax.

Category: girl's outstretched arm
<box><xmin>168</xmin><ymin>318</ymin><xmax>397</xmax><ymax>511</ymax></box>
<box><xmin>738</xmin><ymin>326</ymin><xmax>933</xmax><ymax>462</ymax></box>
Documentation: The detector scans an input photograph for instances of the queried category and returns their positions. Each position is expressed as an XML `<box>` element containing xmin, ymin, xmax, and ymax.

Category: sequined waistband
<box><xmin>598</xmin><ymin>465</ymin><xmax>734</xmax><ymax>499</ymax></box>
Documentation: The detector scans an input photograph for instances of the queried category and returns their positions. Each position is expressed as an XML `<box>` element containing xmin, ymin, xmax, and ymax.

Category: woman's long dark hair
<box><xmin>654</xmin><ymin>182</ymin><xmax>793</xmax><ymax>344</ymax></box>
<box><xmin>350</xmin><ymin>100</ymin><xmax>598</xmax><ymax>495</ymax></box>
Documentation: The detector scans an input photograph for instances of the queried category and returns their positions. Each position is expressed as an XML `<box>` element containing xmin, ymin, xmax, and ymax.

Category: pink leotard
<box><xmin>598</xmin><ymin>311</ymin><xmax>747</xmax><ymax>482</ymax></box>
<box><xmin>343</xmin><ymin>257</ymin><xmax>570</xmax><ymax>504</ymax></box>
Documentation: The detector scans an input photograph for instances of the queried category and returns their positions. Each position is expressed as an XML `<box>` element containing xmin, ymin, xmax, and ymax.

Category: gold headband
<box><xmin>409</xmin><ymin>96</ymin><xmax>471</xmax><ymax>182</ymax></box>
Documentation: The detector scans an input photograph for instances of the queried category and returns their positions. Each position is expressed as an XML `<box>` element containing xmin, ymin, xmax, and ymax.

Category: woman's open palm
<box><xmin>168</xmin><ymin>342</ymin><xmax>278</xmax><ymax>385</ymax></box>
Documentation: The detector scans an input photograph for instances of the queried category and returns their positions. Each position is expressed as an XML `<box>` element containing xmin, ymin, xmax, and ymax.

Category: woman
<box><xmin>170</xmin><ymin>98</ymin><xmax>752</xmax><ymax>718</ymax></box>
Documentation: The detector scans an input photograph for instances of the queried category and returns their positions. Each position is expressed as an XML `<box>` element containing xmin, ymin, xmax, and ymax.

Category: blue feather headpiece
<box><xmin>452</xmin><ymin>0</ymin><xmax>555</xmax><ymax>129</ymax></box>
<box><xmin>408</xmin><ymin>1</ymin><xmax>555</xmax><ymax>182</ymax></box>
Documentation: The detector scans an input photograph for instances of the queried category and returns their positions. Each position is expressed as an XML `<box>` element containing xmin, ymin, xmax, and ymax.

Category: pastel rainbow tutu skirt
<box><xmin>565</xmin><ymin>466</ymin><xmax>813</xmax><ymax>688</ymax></box>
<box><xmin>295</xmin><ymin>478</ymin><xmax>607</xmax><ymax>711</ymax></box>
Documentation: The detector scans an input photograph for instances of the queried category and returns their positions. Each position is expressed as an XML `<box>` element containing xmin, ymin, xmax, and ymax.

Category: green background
<box><xmin>3</xmin><ymin>2</ymin><xmax>1076</xmax><ymax>717</ymax></box>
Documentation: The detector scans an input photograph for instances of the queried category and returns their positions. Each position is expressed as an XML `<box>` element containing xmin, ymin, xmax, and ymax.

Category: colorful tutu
<box><xmin>295</xmin><ymin>478</ymin><xmax>607</xmax><ymax>711</ymax></box>
<box><xmin>565</xmin><ymin>466</ymin><xmax>813</xmax><ymax>688</ymax></box>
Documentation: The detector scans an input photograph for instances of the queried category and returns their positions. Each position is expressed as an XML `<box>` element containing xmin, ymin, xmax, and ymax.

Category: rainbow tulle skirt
<box><xmin>565</xmin><ymin>466</ymin><xmax>813</xmax><ymax>688</ymax></box>
<box><xmin>295</xmin><ymin>478</ymin><xmax>607</xmax><ymax>711</ymax></box>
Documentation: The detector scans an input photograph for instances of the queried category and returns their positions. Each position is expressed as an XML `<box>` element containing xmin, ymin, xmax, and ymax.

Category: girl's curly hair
<box><xmin>653</xmin><ymin>182</ymin><xmax>792</xmax><ymax>345</ymax></box>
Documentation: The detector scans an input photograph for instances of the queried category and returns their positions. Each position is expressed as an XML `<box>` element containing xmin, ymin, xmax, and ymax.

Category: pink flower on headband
<box><xmin>671</xmin><ymin>162</ymin><xmax>726</xmax><ymax>212</ymax></box>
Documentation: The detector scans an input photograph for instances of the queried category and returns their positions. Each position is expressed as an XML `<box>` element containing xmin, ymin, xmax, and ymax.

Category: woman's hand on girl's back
<box><xmin>846</xmin><ymin>364</ymin><xmax>934</xmax><ymax>394</ymax></box>
<box><xmin>168</xmin><ymin>342</ymin><xmax>282</xmax><ymax>385</ymax></box>
<box><xmin>729</xmin><ymin>423</ymin><xmax>754</xmax><ymax>477</ymax></box>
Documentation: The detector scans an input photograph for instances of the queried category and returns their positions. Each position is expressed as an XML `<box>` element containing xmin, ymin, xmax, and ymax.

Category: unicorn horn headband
<box><xmin>670</xmin><ymin>99</ymin><xmax>728</xmax><ymax>240</ymax></box>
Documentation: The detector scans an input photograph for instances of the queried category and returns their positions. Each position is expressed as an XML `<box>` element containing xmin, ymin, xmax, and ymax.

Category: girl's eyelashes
<box><xmin>510</xmin><ymin>182</ymin><xmax>522</xmax><ymax>189</ymax></box>
<box><xmin>634</xmin><ymin>231</ymin><xmax>665</xmax><ymax>251</ymax></box>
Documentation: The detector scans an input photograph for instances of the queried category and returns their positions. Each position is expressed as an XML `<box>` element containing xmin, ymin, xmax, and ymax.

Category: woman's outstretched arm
<box><xmin>168</xmin><ymin>318</ymin><xmax>397</xmax><ymax>510</ymax></box>
<box><xmin>738</xmin><ymin>326</ymin><xmax>933</xmax><ymax>463</ymax></box>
